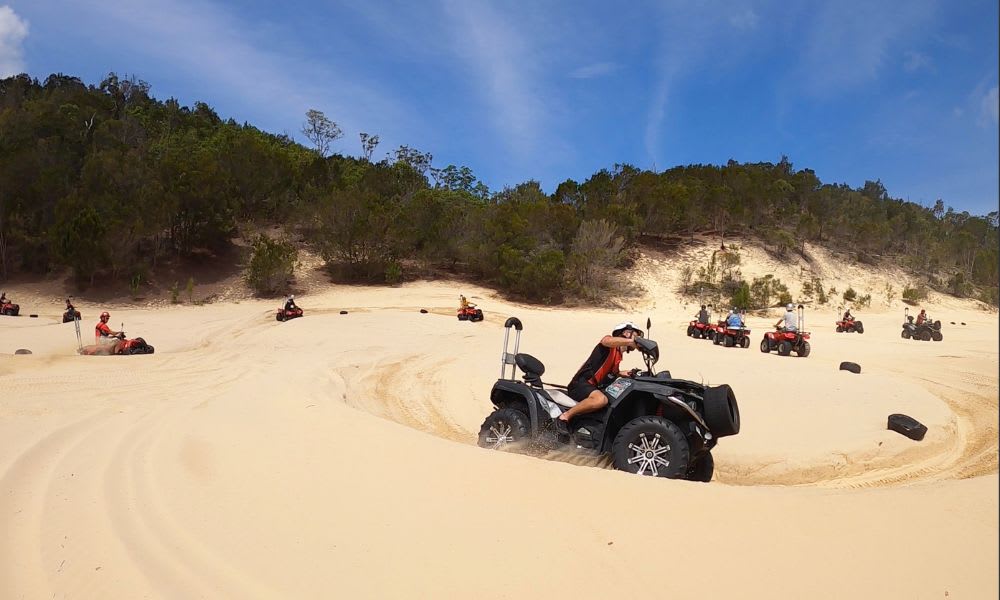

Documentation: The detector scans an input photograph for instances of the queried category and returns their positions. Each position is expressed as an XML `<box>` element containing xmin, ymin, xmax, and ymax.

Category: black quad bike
<box><xmin>901</xmin><ymin>307</ymin><xmax>942</xmax><ymax>342</ymax></box>
<box><xmin>477</xmin><ymin>318</ymin><xmax>741</xmax><ymax>481</ymax></box>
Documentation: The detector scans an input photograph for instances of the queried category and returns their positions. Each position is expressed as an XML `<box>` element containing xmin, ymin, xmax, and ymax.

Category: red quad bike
<box><xmin>835</xmin><ymin>318</ymin><xmax>864</xmax><ymax>334</ymax></box>
<box><xmin>708</xmin><ymin>320</ymin><xmax>728</xmax><ymax>345</ymax></box>
<box><xmin>686</xmin><ymin>320</ymin><xmax>714</xmax><ymax>339</ymax></box>
<box><xmin>760</xmin><ymin>305</ymin><xmax>811</xmax><ymax>357</ymax></box>
<box><xmin>1</xmin><ymin>299</ymin><xmax>20</xmax><ymax>316</ymax></box>
<box><xmin>717</xmin><ymin>323</ymin><xmax>752</xmax><ymax>348</ymax></box>
<box><xmin>478</xmin><ymin>317</ymin><xmax>740</xmax><ymax>481</ymax></box>
<box><xmin>276</xmin><ymin>306</ymin><xmax>304</xmax><ymax>322</ymax></box>
<box><xmin>458</xmin><ymin>303</ymin><xmax>484</xmax><ymax>322</ymax></box>
<box><xmin>79</xmin><ymin>332</ymin><xmax>155</xmax><ymax>355</ymax></box>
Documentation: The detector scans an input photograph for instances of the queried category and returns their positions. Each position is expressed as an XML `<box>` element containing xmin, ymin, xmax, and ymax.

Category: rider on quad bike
<box><xmin>556</xmin><ymin>322</ymin><xmax>643</xmax><ymax>429</ymax></box>
<box><xmin>95</xmin><ymin>311</ymin><xmax>123</xmax><ymax>343</ymax></box>
<box><xmin>63</xmin><ymin>298</ymin><xmax>82</xmax><ymax>323</ymax></box>
<box><xmin>478</xmin><ymin>318</ymin><xmax>741</xmax><ymax>481</ymax></box>
<box><xmin>902</xmin><ymin>307</ymin><xmax>942</xmax><ymax>341</ymax></box>
<box><xmin>687</xmin><ymin>305</ymin><xmax>713</xmax><ymax>339</ymax></box>
<box><xmin>715</xmin><ymin>308</ymin><xmax>751</xmax><ymax>348</ymax></box>
<box><xmin>835</xmin><ymin>308</ymin><xmax>864</xmax><ymax>333</ymax></box>
<box><xmin>760</xmin><ymin>303</ymin><xmax>811</xmax><ymax>357</ymax></box>
<box><xmin>457</xmin><ymin>295</ymin><xmax>484</xmax><ymax>322</ymax></box>
<box><xmin>276</xmin><ymin>295</ymin><xmax>304</xmax><ymax>322</ymax></box>
<box><xmin>0</xmin><ymin>292</ymin><xmax>19</xmax><ymax>316</ymax></box>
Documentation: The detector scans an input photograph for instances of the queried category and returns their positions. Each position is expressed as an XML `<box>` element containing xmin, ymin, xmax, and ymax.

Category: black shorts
<box><xmin>567</xmin><ymin>379</ymin><xmax>600</xmax><ymax>402</ymax></box>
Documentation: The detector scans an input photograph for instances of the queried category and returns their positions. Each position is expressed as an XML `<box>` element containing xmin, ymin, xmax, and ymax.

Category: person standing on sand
<box><xmin>557</xmin><ymin>322</ymin><xmax>641</xmax><ymax>430</ymax></box>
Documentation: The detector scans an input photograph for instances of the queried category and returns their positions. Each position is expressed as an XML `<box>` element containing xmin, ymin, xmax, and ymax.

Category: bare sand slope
<box><xmin>1</xmin><ymin>270</ymin><xmax>997</xmax><ymax>599</ymax></box>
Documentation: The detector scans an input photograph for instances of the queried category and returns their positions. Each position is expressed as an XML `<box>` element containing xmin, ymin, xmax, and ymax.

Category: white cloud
<box><xmin>981</xmin><ymin>86</ymin><xmax>999</xmax><ymax>126</ymax></box>
<box><xmin>569</xmin><ymin>61</ymin><xmax>618</xmax><ymax>79</ymax></box>
<box><xmin>0</xmin><ymin>5</ymin><xmax>29</xmax><ymax>77</ymax></box>
<box><xmin>440</xmin><ymin>0</ymin><xmax>548</xmax><ymax>159</ymax></box>
<box><xmin>903</xmin><ymin>50</ymin><xmax>932</xmax><ymax>73</ymax></box>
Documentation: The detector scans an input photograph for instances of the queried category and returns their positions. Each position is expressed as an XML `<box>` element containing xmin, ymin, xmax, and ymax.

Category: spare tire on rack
<box><xmin>702</xmin><ymin>384</ymin><xmax>740</xmax><ymax>437</ymax></box>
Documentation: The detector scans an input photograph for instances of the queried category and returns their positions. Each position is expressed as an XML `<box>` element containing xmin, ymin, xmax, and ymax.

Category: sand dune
<box><xmin>1</xmin><ymin>247</ymin><xmax>997</xmax><ymax>599</ymax></box>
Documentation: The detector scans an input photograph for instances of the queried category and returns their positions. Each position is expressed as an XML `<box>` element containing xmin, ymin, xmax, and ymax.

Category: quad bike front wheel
<box><xmin>932</xmin><ymin>331</ymin><xmax>943</xmax><ymax>342</ymax></box>
<box><xmin>760</xmin><ymin>338</ymin><xmax>770</xmax><ymax>353</ymax></box>
<box><xmin>611</xmin><ymin>416</ymin><xmax>689</xmax><ymax>478</ymax></box>
<box><xmin>478</xmin><ymin>408</ymin><xmax>530</xmax><ymax>450</ymax></box>
<box><xmin>901</xmin><ymin>329</ymin><xmax>910</xmax><ymax>339</ymax></box>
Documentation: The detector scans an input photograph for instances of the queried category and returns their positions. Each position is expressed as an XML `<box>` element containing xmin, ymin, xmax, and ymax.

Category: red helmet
<box><xmin>100</xmin><ymin>311</ymin><xmax>110</xmax><ymax>322</ymax></box>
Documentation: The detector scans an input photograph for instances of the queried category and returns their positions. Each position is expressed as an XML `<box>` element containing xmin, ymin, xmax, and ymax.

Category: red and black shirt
<box><xmin>571</xmin><ymin>342</ymin><xmax>623</xmax><ymax>388</ymax></box>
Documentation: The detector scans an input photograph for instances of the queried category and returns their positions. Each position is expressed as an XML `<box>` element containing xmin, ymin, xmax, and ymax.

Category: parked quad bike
<box><xmin>63</xmin><ymin>309</ymin><xmax>82</xmax><ymax>323</ymax></box>
<box><xmin>276</xmin><ymin>306</ymin><xmax>304</xmax><ymax>322</ymax></box>
<box><xmin>901</xmin><ymin>308</ymin><xmax>942</xmax><ymax>342</ymax></box>
<box><xmin>760</xmin><ymin>305</ymin><xmax>811</xmax><ymax>357</ymax></box>
<box><xmin>458</xmin><ymin>304</ymin><xmax>484</xmax><ymax>322</ymax></box>
<box><xmin>477</xmin><ymin>317</ymin><xmax>741</xmax><ymax>481</ymax></box>
<box><xmin>80</xmin><ymin>332</ymin><xmax>155</xmax><ymax>355</ymax></box>
<box><xmin>835</xmin><ymin>318</ymin><xmax>863</xmax><ymax>334</ymax></box>
<box><xmin>1</xmin><ymin>299</ymin><xmax>20</xmax><ymax>316</ymax></box>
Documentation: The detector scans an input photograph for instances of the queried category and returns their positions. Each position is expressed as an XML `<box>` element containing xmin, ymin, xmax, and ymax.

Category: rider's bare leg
<box><xmin>558</xmin><ymin>390</ymin><xmax>609</xmax><ymax>421</ymax></box>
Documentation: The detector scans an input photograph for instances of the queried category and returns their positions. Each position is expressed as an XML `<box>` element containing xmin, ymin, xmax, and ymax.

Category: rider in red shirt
<box><xmin>95</xmin><ymin>311</ymin><xmax>123</xmax><ymax>343</ymax></box>
<box><xmin>558</xmin><ymin>322</ymin><xmax>641</xmax><ymax>427</ymax></box>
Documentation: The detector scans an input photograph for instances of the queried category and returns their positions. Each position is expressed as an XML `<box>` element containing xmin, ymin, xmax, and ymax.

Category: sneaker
<box><xmin>553</xmin><ymin>418</ymin><xmax>571</xmax><ymax>435</ymax></box>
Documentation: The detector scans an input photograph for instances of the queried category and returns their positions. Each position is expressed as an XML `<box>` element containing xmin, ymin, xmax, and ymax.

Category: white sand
<box><xmin>1</xmin><ymin>243</ymin><xmax>997</xmax><ymax>599</ymax></box>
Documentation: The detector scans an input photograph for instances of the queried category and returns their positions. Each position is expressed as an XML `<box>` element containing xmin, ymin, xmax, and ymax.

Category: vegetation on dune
<box><xmin>0</xmin><ymin>72</ymin><xmax>996</xmax><ymax>305</ymax></box>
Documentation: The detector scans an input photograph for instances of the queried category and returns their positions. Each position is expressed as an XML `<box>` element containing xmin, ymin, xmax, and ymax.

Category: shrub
<box><xmin>384</xmin><ymin>261</ymin><xmax>402</xmax><ymax>285</ymax></box>
<box><xmin>843</xmin><ymin>287</ymin><xmax>857</xmax><ymax>302</ymax></box>
<box><xmin>856</xmin><ymin>293</ymin><xmax>871</xmax><ymax>308</ymax></box>
<box><xmin>884</xmin><ymin>283</ymin><xmax>896</xmax><ymax>305</ymax></box>
<box><xmin>948</xmin><ymin>272</ymin><xmax>973</xmax><ymax>298</ymax></box>
<box><xmin>170</xmin><ymin>281</ymin><xmax>180</xmax><ymax>304</ymax></box>
<box><xmin>902</xmin><ymin>285</ymin><xmax>928</xmax><ymax>305</ymax></box>
<box><xmin>777</xmin><ymin>290</ymin><xmax>793</xmax><ymax>305</ymax></box>
<box><xmin>729</xmin><ymin>281</ymin><xmax>751</xmax><ymax>309</ymax></box>
<box><xmin>186</xmin><ymin>277</ymin><xmax>195</xmax><ymax>303</ymax></box>
<box><xmin>245</xmin><ymin>235</ymin><xmax>298</xmax><ymax>295</ymax></box>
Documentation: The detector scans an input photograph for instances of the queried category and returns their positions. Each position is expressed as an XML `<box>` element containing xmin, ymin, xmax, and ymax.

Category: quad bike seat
<box><xmin>514</xmin><ymin>353</ymin><xmax>579</xmax><ymax>407</ymax></box>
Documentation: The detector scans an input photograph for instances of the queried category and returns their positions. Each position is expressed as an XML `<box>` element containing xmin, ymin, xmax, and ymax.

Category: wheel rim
<box><xmin>484</xmin><ymin>420</ymin><xmax>516</xmax><ymax>449</ymax></box>
<box><xmin>626</xmin><ymin>432</ymin><xmax>672</xmax><ymax>476</ymax></box>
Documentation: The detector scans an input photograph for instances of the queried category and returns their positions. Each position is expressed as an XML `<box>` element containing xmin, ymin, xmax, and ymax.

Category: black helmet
<box><xmin>700</xmin><ymin>304</ymin><xmax>706</xmax><ymax>309</ymax></box>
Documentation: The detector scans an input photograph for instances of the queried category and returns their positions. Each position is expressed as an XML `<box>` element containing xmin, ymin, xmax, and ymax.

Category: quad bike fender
<box><xmin>490</xmin><ymin>380</ymin><xmax>542</xmax><ymax>435</ymax></box>
<box><xmin>600</xmin><ymin>380</ymin><xmax>709</xmax><ymax>451</ymax></box>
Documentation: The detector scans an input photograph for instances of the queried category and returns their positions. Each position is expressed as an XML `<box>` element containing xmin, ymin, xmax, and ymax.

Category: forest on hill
<box><xmin>1</xmin><ymin>73</ymin><xmax>997</xmax><ymax>305</ymax></box>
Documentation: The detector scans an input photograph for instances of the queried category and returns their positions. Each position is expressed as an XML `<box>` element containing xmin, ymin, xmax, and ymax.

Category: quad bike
<box><xmin>835</xmin><ymin>318</ymin><xmax>863</xmax><ymax>334</ymax></box>
<box><xmin>686</xmin><ymin>319</ymin><xmax>714</xmax><ymax>339</ymax></box>
<box><xmin>708</xmin><ymin>320</ymin><xmax>728</xmax><ymax>345</ymax></box>
<box><xmin>1</xmin><ymin>299</ymin><xmax>20</xmax><ymax>316</ymax></box>
<box><xmin>760</xmin><ymin>305</ymin><xmax>811</xmax><ymax>357</ymax></box>
<box><xmin>477</xmin><ymin>317</ymin><xmax>741</xmax><ymax>481</ymax></box>
<box><xmin>715</xmin><ymin>323</ymin><xmax>752</xmax><ymax>348</ymax></box>
<box><xmin>276</xmin><ymin>306</ymin><xmax>304</xmax><ymax>322</ymax></box>
<box><xmin>901</xmin><ymin>308</ymin><xmax>942</xmax><ymax>342</ymax></box>
<box><xmin>63</xmin><ymin>308</ymin><xmax>82</xmax><ymax>323</ymax></box>
<box><xmin>79</xmin><ymin>332</ymin><xmax>155</xmax><ymax>355</ymax></box>
<box><xmin>458</xmin><ymin>303</ymin><xmax>484</xmax><ymax>322</ymax></box>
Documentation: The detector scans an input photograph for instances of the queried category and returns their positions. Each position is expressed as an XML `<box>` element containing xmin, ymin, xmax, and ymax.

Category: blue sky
<box><xmin>2</xmin><ymin>0</ymin><xmax>998</xmax><ymax>215</ymax></box>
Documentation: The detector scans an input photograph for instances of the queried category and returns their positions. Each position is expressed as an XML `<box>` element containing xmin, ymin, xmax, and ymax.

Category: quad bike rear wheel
<box><xmin>723</xmin><ymin>335</ymin><xmax>734</xmax><ymax>348</ymax></box>
<box><xmin>797</xmin><ymin>341</ymin><xmax>811</xmax><ymax>357</ymax></box>
<box><xmin>778</xmin><ymin>341</ymin><xmax>792</xmax><ymax>356</ymax></box>
<box><xmin>740</xmin><ymin>336</ymin><xmax>750</xmax><ymax>349</ymax></box>
<box><xmin>478</xmin><ymin>408</ymin><xmax>530</xmax><ymax>450</ymax></box>
<box><xmin>611</xmin><ymin>416</ymin><xmax>689</xmax><ymax>478</ymax></box>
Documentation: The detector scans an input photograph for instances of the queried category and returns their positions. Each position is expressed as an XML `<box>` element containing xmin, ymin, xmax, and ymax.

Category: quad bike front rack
<box><xmin>500</xmin><ymin>317</ymin><xmax>523</xmax><ymax>380</ymax></box>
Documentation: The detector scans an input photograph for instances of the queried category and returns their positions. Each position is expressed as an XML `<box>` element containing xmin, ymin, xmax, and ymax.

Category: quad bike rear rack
<box><xmin>500</xmin><ymin>317</ymin><xmax>523</xmax><ymax>380</ymax></box>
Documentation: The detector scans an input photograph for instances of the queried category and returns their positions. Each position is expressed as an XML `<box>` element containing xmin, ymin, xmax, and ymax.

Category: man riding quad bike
<box><xmin>686</xmin><ymin>305</ymin><xmax>714</xmax><ymax>339</ymax></box>
<box><xmin>79</xmin><ymin>333</ymin><xmax>155</xmax><ymax>355</ymax></box>
<box><xmin>276</xmin><ymin>295</ymin><xmax>304</xmax><ymax>322</ymax></box>
<box><xmin>901</xmin><ymin>307</ymin><xmax>942</xmax><ymax>341</ymax></box>
<box><xmin>0</xmin><ymin>292</ymin><xmax>19</xmax><ymax>316</ymax></box>
<box><xmin>477</xmin><ymin>318</ymin><xmax>741</xmax><ymax>481</ymax></box>
<box><xmin>62</xmin><ymin>298</ymin><xmax>82</xmax><ymax>323</ymax></box>
<box><xmin>835</xmin><ymin>309</ymin><xmax>863</xmax><ymax>334</ymax></box>
<box><xmin>715</xmin><ymin>308</ymin><xmax>752</xmax><ymax>348</ymax></box>
<box><xmin>457</xmin><ymin>295</ymin><xmax>484</xmax><ymax>322</ymax></box>
<box><xmin>761</xmin><ymin>304</ymin><xmax>811</xmax><ymax>357</ymax></box>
